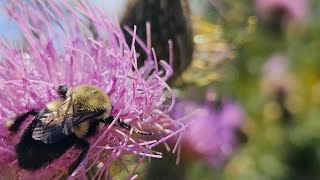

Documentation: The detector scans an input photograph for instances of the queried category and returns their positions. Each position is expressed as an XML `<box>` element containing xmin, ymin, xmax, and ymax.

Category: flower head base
<box><xmin>0</xmin><ymin>1</ymin><xmax>179</xmax><ymax>179</ymax></box>
<box><xmin>171</xmin><ymin>98</ymin><xmax>245</xmax><ymax>167</ymax></box>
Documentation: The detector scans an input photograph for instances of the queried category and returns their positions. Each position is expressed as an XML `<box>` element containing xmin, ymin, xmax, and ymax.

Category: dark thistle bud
<box><xmin>121</xmin><ymin>0</ymin><xmax>194</xmax><ymax>83</ymax></box>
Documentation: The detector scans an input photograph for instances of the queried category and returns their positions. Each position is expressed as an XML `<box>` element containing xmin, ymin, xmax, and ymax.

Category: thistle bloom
<box><xmin>0</xmin><ymin>1</ymin><xmax>180</xmax><ymax>179</ymax></box>
<box><xmin>256</xmin><ymin>0</ymin><xmax>309</xmax><ymax>31</ymax></box>
<box><xmin>256</xmin><ymin>0</ymin><xmax>308</xmax><ymax>22</ymax></box>
<box><xmin>171</xmin><ymin>98</ymin><xmax>245</xmax><ymax>167</ymax></box>
<box><xmin>261</xmin><ymin>54</ymin><xmax>296</xmax><ymax>122</ymax></box>
<box><xmin>261</xmin><ymin>54</ymin><xmax>295</xmax><ymax>97</ymax></box>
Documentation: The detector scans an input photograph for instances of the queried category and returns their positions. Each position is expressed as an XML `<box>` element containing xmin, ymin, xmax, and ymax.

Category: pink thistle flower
<box><xmin>256</xmin><ymin>0</ymin><xmax>309</xmax><ymax>22</ymax></box>
<box><xmin>261</xmin><ymin>54</ymin><xmax>296</xmax><ymax>97</ymax></box>
<box><xmin>256</xmin><ymin>0</ymin><xmax>309</xmax><ymax>31</ymax></box>
<box><xmin>0</xmin><ymin>1</ymin><xmax>181</xmax><ymax>179</ymax></box>
<box><xmin>171</xmin><ymin>98</ymin><xmax>245</xmax><ymax>167</ymax></box>
<box><xmin>261</xmin><ymin>54</ymin><xmax>297</xmax><ymax>122</ymax></box>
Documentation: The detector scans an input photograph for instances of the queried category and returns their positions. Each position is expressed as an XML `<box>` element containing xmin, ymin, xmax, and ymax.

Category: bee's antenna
<box><xmin>101</xmin><ymin>116</ymin><xmax>154</xmax><ymax>136</ymax></box>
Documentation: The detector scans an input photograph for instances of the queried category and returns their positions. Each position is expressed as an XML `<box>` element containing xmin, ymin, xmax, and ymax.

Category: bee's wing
<box><xmin>32</xmin><ymin>95</ymin><xmax>74</xmax><ymax>143</ymax></box>
<box><xmin>32</xmin><ymin>95</ymin><xmax>104</xmax><ymax>144</ymax></box>
<box><xmin>32</xmin><ymin>112</ymin><xmax>101</xmax><ymax>144</ymax></box>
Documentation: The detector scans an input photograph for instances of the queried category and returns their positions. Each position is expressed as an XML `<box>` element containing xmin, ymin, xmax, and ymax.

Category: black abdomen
<box><xmin>16</xmin><ymin>120</ymin><xmax>75</xmax><ymax>170</ymax></box>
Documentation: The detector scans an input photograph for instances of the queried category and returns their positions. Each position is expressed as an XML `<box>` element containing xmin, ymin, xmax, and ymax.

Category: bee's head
<box><xmin>56</xmin><ymin>84</ymin><xmax>68</xmax><ymax>98</ymax></box>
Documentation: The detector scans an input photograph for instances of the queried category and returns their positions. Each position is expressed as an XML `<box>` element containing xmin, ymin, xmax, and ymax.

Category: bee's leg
<box><xmin>101</xmin><ymin>116</ymin><xmax>154</xmax><ymax>136</ymax></box>
<box><xmin>7</xmin><ymin>109</ymin><xmax>39</xmax><ymax>133</ymax></box>
<box><xmin>56</xmin><ymin>84</ymin><xmax>68</xmax><ymax>99</ymax></box>
<box><xmin>117</xmin><ymin>119</ymin><xmax>154</xmax><ymax>136</ymax></box>
<box><xmin>68</xmin><ymin>139</ymin><xmax>90</xmax><ymax>175</ymax></box>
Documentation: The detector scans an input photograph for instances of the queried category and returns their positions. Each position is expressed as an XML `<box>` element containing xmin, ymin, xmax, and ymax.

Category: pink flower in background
<box><xmin>261</xmin><ymin>54</ymin><xmax>296</xmax><ymax>123</ymax></box>
<box><xmin>0</xmin><ymin>0</ymin><xmax>180</xmax><ymax>179</ymax></box>
<box><xmin>171</xmin><ymin>98</ymin><xmax>245</xmax><ymax>166</ymax></box>
<box><xmin>256</xmin><ymin>0</ymin><xmax>309</xmax><ymax>25</ymax></box>
<box><xmin>261</xmin><ymin>54</ymin><xmax>295</xmax><ymax>97</ymax></box>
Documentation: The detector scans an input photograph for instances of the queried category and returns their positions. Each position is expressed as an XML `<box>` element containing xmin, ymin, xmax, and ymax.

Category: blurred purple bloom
<box><xmin>171</xmin><ymin>98</ymin><xmax>245</xmax><ymax>167</ymax></box>
<box><xmin>0</xmin><ymin>0</ymin><xmax>180</xmax><ymax>179</ymax></box>
<box><xmin>261</xmin><ymin>54</ymin><xmax>295</xmax><ymax>96</ymax></box>
<box><xmin>256</xmin><ymin>0</ymin><xmax>309</xmax><ymax>24</ymax></box>
<box><xmin>263</xmin><ymin>54</ymin><xmax>289</xmax><ymax>75</ymax></box>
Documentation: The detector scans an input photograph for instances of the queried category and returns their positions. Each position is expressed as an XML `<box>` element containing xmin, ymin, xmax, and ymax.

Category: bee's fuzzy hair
<box><xmin>67</xmin><ymin>85</ymin><xmax>112</xmax><ymax>116</ymax></box>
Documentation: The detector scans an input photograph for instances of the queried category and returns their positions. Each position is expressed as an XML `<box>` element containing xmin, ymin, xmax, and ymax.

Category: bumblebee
<box><xmin>7</xmin><ymin>85</ymin><xmax>153</xmax><ymax>175</ymax></box>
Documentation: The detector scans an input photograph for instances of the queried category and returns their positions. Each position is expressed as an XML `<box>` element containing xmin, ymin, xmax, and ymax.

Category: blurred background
<box><xmin>2</xmin><ymin>0</ymin><xmax>320</xmax><ymax>179</ymax></box>
<box><xmin>118</xmin><ymin>0</ymin><xmax>320</xmax><ymax>179</ymax></box>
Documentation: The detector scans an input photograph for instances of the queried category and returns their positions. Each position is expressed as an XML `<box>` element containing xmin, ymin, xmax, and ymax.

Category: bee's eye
<box><xmin>57</xmin><ymin>85</ymin><xmax>68</xmax><ymax>96</ymax></box>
